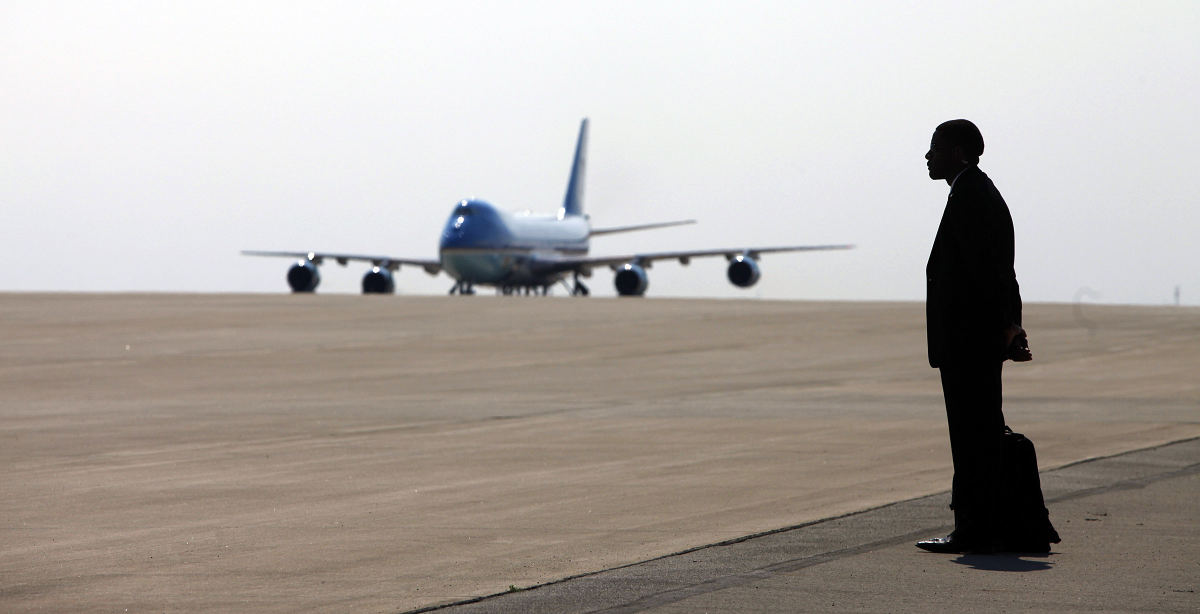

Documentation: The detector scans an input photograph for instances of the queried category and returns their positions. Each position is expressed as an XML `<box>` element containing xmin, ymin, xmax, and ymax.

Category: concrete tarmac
<box><xmin>1</xmin><ymin>294</ymin><xmax>1197</xmax><ymax>613</ymax></box>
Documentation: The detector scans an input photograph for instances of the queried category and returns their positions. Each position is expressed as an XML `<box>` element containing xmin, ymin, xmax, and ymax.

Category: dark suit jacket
<box><xmin>926</xmin><ymin>166</ymin><xmax>1022</xmax><ymax>368</ymax></box>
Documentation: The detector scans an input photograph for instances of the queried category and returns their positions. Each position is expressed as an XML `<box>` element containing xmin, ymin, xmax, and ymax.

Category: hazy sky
<box><xmin>3</xmin><ymin>1</ymin><xmax>1198</xmax><ymax>303</ymax></box>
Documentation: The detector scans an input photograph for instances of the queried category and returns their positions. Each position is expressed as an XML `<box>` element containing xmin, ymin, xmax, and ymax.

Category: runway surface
<box><xmin>2</xmin><ymin>294</ymin><xmax>1197</xmax><ymax>612</ymax></box>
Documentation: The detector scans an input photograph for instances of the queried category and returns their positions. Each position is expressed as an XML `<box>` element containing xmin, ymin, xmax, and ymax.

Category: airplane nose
<box><xmin>439</xmin><ymin>202</ymin><xmax>509</xmax><ymax>250</ymax></box>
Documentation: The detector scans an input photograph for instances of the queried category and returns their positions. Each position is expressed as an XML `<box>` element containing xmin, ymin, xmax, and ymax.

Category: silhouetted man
<box><xmin>917</xmin><ymin>119</ymin><xmax>1031</xmax><ymax>554</ymax></box>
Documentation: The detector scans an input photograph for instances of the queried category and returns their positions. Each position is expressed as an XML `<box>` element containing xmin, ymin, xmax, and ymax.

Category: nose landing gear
<box><xmin>573</xmin><ymin>272</ymin><xmax>590</xmax><ymax>296</ymax></box>
<box><xmin>449</xmin><ymin>281</ymin><xmax>476</xmax><ymax>295</ymax></box>
<box><xmin>563</xmin><ymin>272</ymin><xmax>589</xmax><ymax>296</ymax></box>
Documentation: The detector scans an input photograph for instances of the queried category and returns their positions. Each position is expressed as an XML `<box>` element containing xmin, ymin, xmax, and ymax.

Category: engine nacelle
<box><xmin>361</xmin><ymin>266</ymin><xmax>395</xmax><ymax>294</ymax></box>
<box><xmin>287</xmin><ymin>260</ymin><xmax>321</xmax><ymax>293</ymax></box>
<box><xmin>614</xmin><ymin>263</ymin><xmax>649</xmax><ymax>296</ymax></box>
<box><xmin>727</xmin><ymin>255</ymin><xmax>761</xmax><ymax>288</ymax></box>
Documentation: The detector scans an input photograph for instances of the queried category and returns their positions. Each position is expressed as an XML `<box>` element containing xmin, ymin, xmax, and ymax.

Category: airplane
<box><xmin>243</xmin><ymin>119</ymin><xmax>853</xmax><ymax>297</ymax></box>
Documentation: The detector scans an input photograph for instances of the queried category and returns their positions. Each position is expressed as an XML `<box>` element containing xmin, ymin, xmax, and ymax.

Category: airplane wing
<box><xmin>546</xmin><ymin>244</ymin><xmax>854</xmax><ymax>275</ymax></box>
<box><xmin>242</xmin><ymin>250</ymin><xmax>441</xmax><ymax>274</ymax></box>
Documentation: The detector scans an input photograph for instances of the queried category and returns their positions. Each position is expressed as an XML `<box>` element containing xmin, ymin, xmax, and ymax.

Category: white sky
<box><xmin>3</xmin><ymin>1</ymin><xmax>1198</xmax><ymax>303</ymax></box>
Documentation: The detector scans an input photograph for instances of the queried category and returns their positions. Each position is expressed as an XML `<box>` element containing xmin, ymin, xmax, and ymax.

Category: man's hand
<box><xmin>1005</xmin><ymin>325</ymin><xmax>1033</xmax><ymax>362</ymax></box>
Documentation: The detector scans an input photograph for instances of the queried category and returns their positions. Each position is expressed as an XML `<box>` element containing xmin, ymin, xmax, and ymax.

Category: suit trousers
<box><xmin>939</xmin><ymin>362</ymin><xmax>1006</xmax><ymax>539</ymax></box>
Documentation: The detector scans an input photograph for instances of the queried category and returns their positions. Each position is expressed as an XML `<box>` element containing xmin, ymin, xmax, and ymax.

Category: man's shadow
<box><xmin>952</xmin><ymin>553</ymin><xmax>1054</xmax><ymax>572</ymax></box>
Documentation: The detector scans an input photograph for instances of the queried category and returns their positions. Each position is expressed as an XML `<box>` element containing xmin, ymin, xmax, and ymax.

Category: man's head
<box><xmin>925</xmin><ymin>119</ymin><xmax>984</xmax><ymax>182</ymax></box>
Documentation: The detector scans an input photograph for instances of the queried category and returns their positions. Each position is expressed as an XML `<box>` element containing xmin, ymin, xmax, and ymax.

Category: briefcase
<box><xmin>1000</xmin><ymin>426</ymin><xmax>1062</xmax><ymax>552</ymax></box>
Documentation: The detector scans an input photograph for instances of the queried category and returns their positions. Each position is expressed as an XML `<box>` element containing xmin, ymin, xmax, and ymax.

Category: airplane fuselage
<box><xmin>438</xmin><ymin>199</ymin><xmax>589</xmax><ymax>287</ymax></box>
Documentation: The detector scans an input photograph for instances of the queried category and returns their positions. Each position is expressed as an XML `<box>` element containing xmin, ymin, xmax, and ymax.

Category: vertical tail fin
<box><xmin>559</xmin><ymin>118</ymin><xmax>588</xmax><ymax>219</ymax></box>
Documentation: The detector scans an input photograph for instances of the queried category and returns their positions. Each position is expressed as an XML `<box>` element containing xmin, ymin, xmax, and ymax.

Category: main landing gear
<box><xmin>450</xmin><ymin>276</ymin><xmax>589</xmax><ymax>297</ymax></box>
<box><xmin>500</xmin><ymin>285</ymin><xmax>550</xmax><ymax>296</ymax></box>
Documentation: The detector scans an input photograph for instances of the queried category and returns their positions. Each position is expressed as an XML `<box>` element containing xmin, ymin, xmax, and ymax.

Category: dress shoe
<box><xmin>915</xmin><ymin>534</ymin><xmax>995</xmax><ymax>554</ymax></box>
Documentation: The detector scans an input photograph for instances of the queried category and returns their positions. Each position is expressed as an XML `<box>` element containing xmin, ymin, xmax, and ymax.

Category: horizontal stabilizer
<box><xmin>589</xmin><ymin>219</ymin><xmax>697</xmax><ymax>237</ymax></box>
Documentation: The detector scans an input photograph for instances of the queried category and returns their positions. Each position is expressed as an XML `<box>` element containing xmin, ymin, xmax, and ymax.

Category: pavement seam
<box><xmin>1044</xmin><ymin>458</ymin><xmax>1200</xmax><ymax>505</ymax></box>
<box><xmin>400</xmin><ymin>435</ymin><xmax>1200</xmax><ymax>614</ymax></box>
<box><xmin>585</xmin><ymin>457</ymin><xmax>1200</xmax><ymax>614</ymax></box>
<box><xmin>401</xmin><ymin>505</ymin><xmax>948</xmax><ymax>614</ymax></box>
<box><xmin>583</xmin><ymin>527</ymin><xmax>943</xmax><ymax>614</ymax></box>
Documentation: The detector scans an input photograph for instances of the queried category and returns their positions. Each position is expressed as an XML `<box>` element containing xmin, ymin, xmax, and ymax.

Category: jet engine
<box><xmin>727</xmin><ymin>255</ymin><xmax>761</xmax><ymax>288</ymax></box>
<box><xmin>287</xmin><ymin>260</ymin><xmax>321</xmax><ymax>293</ymax></box>
<box><xmin>614</xmin><ymin>263</ymin><xmax>649</xmax><ymax>296</ymax></box>
<box><xmin>361</xmin><ymin>266</ymin><xmax>395</xmax><ymax>294</ymax></box>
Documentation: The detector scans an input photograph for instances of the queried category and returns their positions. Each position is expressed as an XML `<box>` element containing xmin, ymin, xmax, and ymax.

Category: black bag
<box><xmin>1000</xmin><ymin>426</ymin><xmax>1061</xmax><ymax>552</ymax></box>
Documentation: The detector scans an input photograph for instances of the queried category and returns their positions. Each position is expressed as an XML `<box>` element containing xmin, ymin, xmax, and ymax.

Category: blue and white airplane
<box><xmin>244</xmin><ymin>119</ymin><xmax>852</xmax><ymax>297</ymax></box>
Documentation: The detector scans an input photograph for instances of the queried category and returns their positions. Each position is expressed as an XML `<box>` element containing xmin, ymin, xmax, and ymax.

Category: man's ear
<box><xmin>952</xmin><ymin>144</ymin><xmax>968</xmax><ymax>164</ymax></box>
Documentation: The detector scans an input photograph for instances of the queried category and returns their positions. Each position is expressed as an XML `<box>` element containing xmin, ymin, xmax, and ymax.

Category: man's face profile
<box><xmin>925</xmin><ymin>130</ymin><xmax>961</xmax><ymax>181</ymax></box>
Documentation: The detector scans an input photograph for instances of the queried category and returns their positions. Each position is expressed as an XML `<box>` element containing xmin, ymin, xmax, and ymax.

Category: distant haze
<box><xmin>3</xmin><ymin>1</ymin><xmax>1197</xmax><ymax>304</ymax></box>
